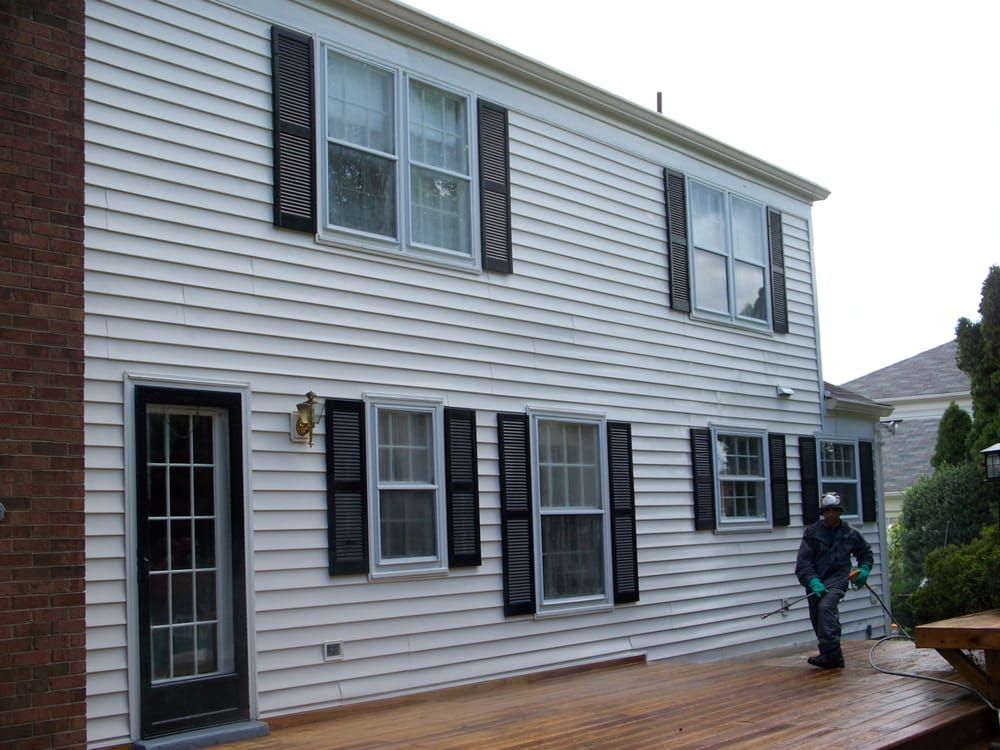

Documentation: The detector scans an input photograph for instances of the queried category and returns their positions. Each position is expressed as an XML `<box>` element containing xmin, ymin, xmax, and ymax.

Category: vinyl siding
<box><xmin>84</xmin><ymin>0</ymin><xmax>880</xmax><ymax>746</ymax></box>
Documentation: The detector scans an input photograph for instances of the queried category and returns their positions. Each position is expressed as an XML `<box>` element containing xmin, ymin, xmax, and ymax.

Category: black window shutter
<box><xmin>859</xmin><ymin>439</ymin><xmax>877</xmax><ymax>523</ymax></box>
<box><xmin>325</xmin><ymin>399</ymin><xmax>369</xmax><ymax>575</ymax></box>
<box><xmin>690</xmin><ymin>428</ymin><xmax>716</xmax><ymax>531</ymax></box>
<box><xmin>271</xmin><ymin>26</ymin><xmax>316</xmax><ymax>233</ymax></box>
<box><xmin>497</xmin><ymin>412</ymin><xmax>534</xmax><ymax>616</ymax></box>
<box><xmin>607</xmin><ymin>422</ymin><xmax>639</xmax><ymax>604</ymax></box>
<box><xmin>768</xmin><ymin>434</ymin><xmax>790</xmax><ymax>527</ymax></box>
<box><xmin>478</xmin><ymin>100</ymin><xmax>512</xmax><ymax>273</ymax></box>
<box><xmin>444</xmin><ymin>407</ymin><xmax>481</xmax><ymax>567</ymax></box>
<box><xmin>663</xmin><ymin>168</ymin><xmax>691</xmax><ymax>313</ymax></box>
<box><xmin>799</xmin><ymin>436</ymin><xmax>819</xmax><ymax>526</ymax></box>
<box><xmin>767</xmin><ymin>208</ymin><xmax>787</xmax><ymax>334</ymax></box>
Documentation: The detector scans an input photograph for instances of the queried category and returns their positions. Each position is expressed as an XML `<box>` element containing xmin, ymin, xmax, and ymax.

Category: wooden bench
<box><xmin>915</xmin><ymin>608</ymin><xmax>1000</xmax><ymax>705</ymax></box>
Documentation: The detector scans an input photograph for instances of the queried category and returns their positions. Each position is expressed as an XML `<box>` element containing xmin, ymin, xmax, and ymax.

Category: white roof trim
<box><xmin>345</xmin><ymin>0</ymin><xmax>830</xmax><ymax>204</ymax></box>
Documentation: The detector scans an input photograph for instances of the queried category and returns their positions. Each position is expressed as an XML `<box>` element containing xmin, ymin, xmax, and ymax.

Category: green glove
<box><xmin>855</xmin><ymin>564</ymin><xmax>871</xmax><ymax>588</ymax></box>
<box><xmin>808</xmin><ymin>578</ymin><xmax>827</xmax><ymax>597</ymax></box>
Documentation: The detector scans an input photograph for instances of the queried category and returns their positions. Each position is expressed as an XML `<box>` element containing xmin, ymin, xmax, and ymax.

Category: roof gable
<box><xmin>840</xmin><ymin>341</ymin><xmax>970</xmax><ymax>399</ymax></box>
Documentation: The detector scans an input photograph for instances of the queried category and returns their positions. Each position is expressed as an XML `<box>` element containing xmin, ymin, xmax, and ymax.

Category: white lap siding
<box><xmin>83</xmin><ymin>0</ymin><xmax>881</xmax><ymax>746</ymax></box>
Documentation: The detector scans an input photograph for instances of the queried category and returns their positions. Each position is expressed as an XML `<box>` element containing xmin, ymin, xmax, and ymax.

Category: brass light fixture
<box><xmin>295</xmin><ymin>391</ymin><xmax>319</xmax><ymax>447</ymax></box>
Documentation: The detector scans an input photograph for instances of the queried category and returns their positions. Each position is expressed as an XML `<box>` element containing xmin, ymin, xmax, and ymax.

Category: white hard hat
<box><xmin>820</xmin><ymin>492</ymin><xmax>843</xmax><ymax>511</ymax></box>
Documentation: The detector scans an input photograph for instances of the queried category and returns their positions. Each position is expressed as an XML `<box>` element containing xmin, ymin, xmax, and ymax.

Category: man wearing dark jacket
<box><xmin>795</xmin><ymin>492</ymin><xmax>874</xmax><ymax>668</ymax></box>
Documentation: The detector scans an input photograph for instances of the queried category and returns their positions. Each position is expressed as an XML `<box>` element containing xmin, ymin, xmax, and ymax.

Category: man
<box><xmin>794</xmin><ymin>492</ymin><xmax>873</xmax><ymax>668</ymax></box>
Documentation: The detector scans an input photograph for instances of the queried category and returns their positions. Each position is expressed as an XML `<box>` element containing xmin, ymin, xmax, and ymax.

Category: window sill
<box><xmin>368</xmin><ymin>566</ymin><xmax>449</xmax><ymax>582</ymax></box>
<box><xmin>533</xmin><ymin>601</ymin><xmax>614</xmax><ymax>619</ymax></box>
<box><xmin>315</xmin><ymin>230</ymin><xmax>482</xmax><ymax>275</ymax></box>
<box><xmin>714</xmin><ymin>522</ymin><xmax>774</xmax><ymax>534</ymax></box>
<box><xmin>689</xmin><ymin>309</ymin><xmax>775</xmax><ymax>337</ymax></box>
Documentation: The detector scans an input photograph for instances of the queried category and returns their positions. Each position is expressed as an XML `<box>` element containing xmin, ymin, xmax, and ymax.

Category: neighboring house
<box><xmin>2</xmin><ymin>1</ymin><xmax>895</xmax><ymax>748</ymax></box>
<box><xmin>841</xmin><ymin>341</ymin><xmax>971</xmax><ymax>523</ymax></box>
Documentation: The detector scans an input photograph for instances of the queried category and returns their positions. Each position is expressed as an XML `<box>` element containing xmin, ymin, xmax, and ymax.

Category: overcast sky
<box><xmin>403</xmin><ymin>0</ymin><xmax>999</xmax><ymax>385</ymax></box>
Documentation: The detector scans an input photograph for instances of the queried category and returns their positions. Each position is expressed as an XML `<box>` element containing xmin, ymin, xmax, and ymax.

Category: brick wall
<box><xmin>0</xmin><ymin>1</ymin><xmax>87</xmax><ymax>748</ymax></box>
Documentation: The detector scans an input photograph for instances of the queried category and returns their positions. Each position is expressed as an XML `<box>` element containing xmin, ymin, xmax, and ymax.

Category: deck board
<box><xmin>222</xmin><ymin>640</ymin><xmax>997</xmax><ymax>749</ymax></box>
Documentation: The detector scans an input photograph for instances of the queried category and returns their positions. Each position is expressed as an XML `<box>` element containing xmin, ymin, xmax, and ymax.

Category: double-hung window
<box><xmin>689</xmin><ymin>180</ymin><xmax>769</xmax><ymax>326</ymax></box>
<box><xmin>497</xmin><ymin>412</ymin><xmax>638</xmax><ymax>616</ymax></box>
<box><xmin>690</xmin><ymin>426</ymin><xmax>789</xmax><ymax>532</ymax></box>
<box><xmin>714</xmin><ymin>429</ymin><xmax>770</xmax><ymax>528</ymax></box>
<box><xmin>369</xmin><ymin>399</ymin><xmax>447</xmax><ymax>575</ymax></box>
<box><xmin>323</xmin><ymin>47</ymin><xmax>474</xmax><ymax>263</ymax></box>
<box><xmin>818</xmin><ymin>439</ymin><xmax>860</xmax><ymax>517</ymax></box>
<box><xmin>532</xmin><ymin>415</ymin><xmax>612</xmax><ymax>612</ymax></box>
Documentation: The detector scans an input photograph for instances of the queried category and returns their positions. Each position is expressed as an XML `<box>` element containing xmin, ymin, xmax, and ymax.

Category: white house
<box><xmin>841</xmin><ymin>340</ymin><xmax>972</xmax><ymax>523</ymax></box>
<box><xmin>82</xmin><ymin>0</ymin><xmax>890</xmax><ymax>746</ymax></box>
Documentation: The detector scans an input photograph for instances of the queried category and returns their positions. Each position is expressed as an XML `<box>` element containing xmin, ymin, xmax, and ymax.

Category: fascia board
<box><xmin>342</xmin><ymin>0</ymin><xmax>831</xmax><ymax>204</ymax></box>
<box><xmin>826</xmin><ymin>396</ymin><xmax>894</xmax><ymax>419</ymax></box>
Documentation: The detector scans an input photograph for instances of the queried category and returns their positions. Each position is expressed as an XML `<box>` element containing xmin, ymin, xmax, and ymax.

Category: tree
<box><xmin>910</xmin><ymin>525</ymin><xmax>1000</xmax><ymax>624</ymax></box>
<box><xmin>955</xmin><ymin>265</ymin><xmax>1000</xmax><ymax>460</ymax></box>
<box><xmin>930</xmin><ymin>401</ymin><xmax>972</xmax><ymax>470</ymax></box>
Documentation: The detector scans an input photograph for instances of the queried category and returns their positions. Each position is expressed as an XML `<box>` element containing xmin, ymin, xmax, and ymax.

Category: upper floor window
<box><xmin>819</xmin><ymin>439</ymin><xmax>860</xmax><ymax>517</ymax></box>
<box><xmin>323</xmin><ymin>47</ymin><xmax>474</xmax><ymax>263</ymax></box>
<box><xmin>689</xmin><ymin>180</ymin><xmax>769</xmax><ymax>326</ymax></box>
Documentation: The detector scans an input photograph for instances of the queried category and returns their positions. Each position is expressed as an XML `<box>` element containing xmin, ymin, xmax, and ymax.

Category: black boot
<box><xmin>807</xmin><ymin>652</ymin><xmax>844</xmax><ymax>669</ymax></box>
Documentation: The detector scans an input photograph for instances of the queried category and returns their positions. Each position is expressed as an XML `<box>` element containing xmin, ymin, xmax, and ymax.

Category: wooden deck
<box><xmin>223</xmin><ymin>640</ymin><xmax>999</xmax><ymax>750</ymax></box>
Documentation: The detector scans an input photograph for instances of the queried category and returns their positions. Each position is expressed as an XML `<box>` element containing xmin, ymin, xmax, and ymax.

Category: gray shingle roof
<box><xmin>840</xmin><ymin>341</ymin><xmax>969</xmax><ymax>399</ymax></box>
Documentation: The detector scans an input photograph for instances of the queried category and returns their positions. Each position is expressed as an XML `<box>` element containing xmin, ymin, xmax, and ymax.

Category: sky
<box><xmin>402</xmin><ymin>0</ymin><xmax>999</xmax><ymax>385</ymax></box>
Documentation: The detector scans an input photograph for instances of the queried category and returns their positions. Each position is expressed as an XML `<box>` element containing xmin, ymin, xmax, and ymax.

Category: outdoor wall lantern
<box><xmin>981</xmin><ymin>443</ymin><xmax>1000</xmax><ymax>482</ymax></box>
<box><xmin>981</xmin><ymin>443</ymin><xmax>1000</xmax><ymax>529</ymax></box>
<box><xmin>293</xmin><ymin>391</ymin><xmax>320</xmax><ymax>447</ymax></box>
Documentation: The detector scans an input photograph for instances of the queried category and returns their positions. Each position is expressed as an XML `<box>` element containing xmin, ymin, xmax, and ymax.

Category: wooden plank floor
<box><xmin>223</xmin><ymin>641</ymin><xmax>998</xmax><ymax>750</ymax></box>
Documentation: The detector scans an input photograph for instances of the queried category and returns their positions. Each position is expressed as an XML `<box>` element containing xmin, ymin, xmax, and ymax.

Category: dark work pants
<box><xmin>807</xmin><ymin>589</ymin><xmax>844</xmax><ymax>656</ymax></box>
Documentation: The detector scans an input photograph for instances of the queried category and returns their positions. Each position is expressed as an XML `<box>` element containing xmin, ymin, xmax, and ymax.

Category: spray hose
<box><xmin>860</xmin><ymin>580</ymin><xmax>999</xmax><ymax>717</ymax></box>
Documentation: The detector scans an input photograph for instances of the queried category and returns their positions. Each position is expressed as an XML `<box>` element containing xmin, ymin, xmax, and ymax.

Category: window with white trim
<box><xmin>713</xmin><ymin>429</ymin><xmax>771</xmax><ymax>528</ymax></box>
<box><xmin>323</xmin><ymin>46</ymin><xmax>474</xmax><ymax>264</ymax></box>
<box><xmin>368</xmin><ymin>399</ymin><xmax>447</xmax><ymax>575</ymax></box>
<box><xmin>531</xmin><ymin>415</ymin><xmax>612</xmax><ymax>611</ymax></box>
<box><xmin>689</xmin><ymin>180</ymin><xmax>770</xmax><ymax>326</ymax></box>
<box><xmin>819</xmin><ymin>439</ymin><xmax>860</xmax><ymax>517</ymax></box>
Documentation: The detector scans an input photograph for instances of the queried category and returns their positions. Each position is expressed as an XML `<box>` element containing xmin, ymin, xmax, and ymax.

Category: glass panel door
<box><xmin>146</xmin><ymin>408</ymin><xmax>233</xmax><ymax>683</ymax></box>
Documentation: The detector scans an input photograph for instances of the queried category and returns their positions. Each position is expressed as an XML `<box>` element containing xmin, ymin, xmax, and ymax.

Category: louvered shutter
<box><xmin>444</xmin><ymin>408</ymin><xmax>481</xmax><ymax>567</ymax></box>
<box><xmin>271</xmin><ymin>26</ymin><xmax>316</xmax><ymax>232</ymax></box>
<box><xmin>478</xmin><ymin>101</ymin><xmax>512</xmax><ymax>273</ymax></box>
<box><xmin>326</xmin><ymin>399</ymin><xmax>368</xmax><ymax>575</ymax></box>
<box><xmin>858</xmin><ymin>440</ymin><xmax>877</xmax><ymax>523</ymax></box>
<box><xmin>768</xmin><ymin>434</ymin><xmax>790</xmax><ymax>527</ymax></box>
<box><xmin>663</xmin><ymin>168</ymin><xmax>691</xmax><ymax>313</ymax></box>
<box><xmin>607</xmin><ymin>422</ymin><xmax>639</xmax><ymax>603</ymax></box>
<box><xmin>497</xmin><ymin>413</ymin><xmax>534</xmax><ymax>616</ymax></box>
<box><xmin>690</xmin><ymin>428</ymin><xmax>716</xmax><ymax>531</ymax></box>
<box><xmin>767</xmin><ymin>208</ymin><xmax>787</xmax><ymax>334</ymax></box>
<box><xmin>799</xmin><ymin>436</ymin><xmax>819</xmax><ymax>525</ymax></box>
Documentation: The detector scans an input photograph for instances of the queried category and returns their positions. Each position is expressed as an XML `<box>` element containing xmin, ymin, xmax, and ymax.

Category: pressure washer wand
<box><xmin>760</xmin><ymin>591</ymin><xmax>814</xmax><ymax>619</ymax></box>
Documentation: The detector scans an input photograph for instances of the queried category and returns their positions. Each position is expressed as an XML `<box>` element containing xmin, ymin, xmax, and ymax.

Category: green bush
<box><xmin>896</xmin><ymin>463</ymin><xmax>996</xmax><ymax>582</ymax></box>
<box><xmin>910</xmin><ymin>525</ymin><xmax>1000</xmax><ymax>624</ymax></box>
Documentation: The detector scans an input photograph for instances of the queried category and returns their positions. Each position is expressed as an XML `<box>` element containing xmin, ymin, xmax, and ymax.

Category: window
<box><xmin>271</xmin><ymin>26</ymin><xmax>513</xmax><ymax>273</ymax></box>
<box><xmin>689</xmin><ymin>181</ymin><xmax>769</xmax><ymax>326</ymax></box>
<box><xmin>323</xmin><ymin>47</ymin><xmax>473</xmax><ymax>261</ymax></box>
<box><xmin>799</xmin><ymin>436</ymin><xmax>875</xmax><ymax>526</ymax></box>
<box><xmin>369</xmin><ymin>400</ymin><xmax>446</xmax><ymax>575</ymax></box>
<box><xmin>325</xmin><ymin>398</ymin><xmax>481</xmax><ymax>577</ymax></box>
<box><xmin>715</xmin><ymin>432</ymin><xmax>768</xmax><ymax>522</ymax></box>
<box><xmin>819</xmin><ymin>439</ymin><xmax>860</xmax><ymax>517</ymax></box>
<box><xmin>662</xmin><ymin>169</ymin><xmax>787</xmax><ymax>333</ymax></box>
<box><xmin>534</xmin><ymin>417</ymin><xmax>610</xmax><ymax>608</ymax></box>
<box><xmin>690</xmin><ymin>427</ymin><xmax>788</xmax><ymax>532</ymax></box>
<box><xmin>497</xmin><ymin>413</ymin><xmax>638</xmax><ymax>617</ymax></box>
